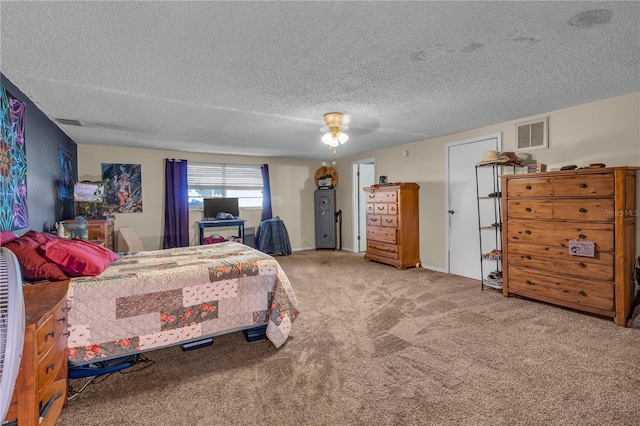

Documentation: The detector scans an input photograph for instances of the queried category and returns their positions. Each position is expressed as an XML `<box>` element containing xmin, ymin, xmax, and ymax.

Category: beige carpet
<box><xmin>58</xmin><ymin>250</ymin><xmax>640</xmax><ymax>425</ymax></box>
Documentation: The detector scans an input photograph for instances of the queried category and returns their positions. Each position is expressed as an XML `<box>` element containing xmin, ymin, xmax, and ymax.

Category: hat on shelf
<box><xmin>500</xmin><ymin>152</ymin><xmax>524</xmax><ymax>166</ymax></box>
<box><xmin>477</xmin><ymin>150</ymin><xmax>508</xmax><ymax>166</ymax></box>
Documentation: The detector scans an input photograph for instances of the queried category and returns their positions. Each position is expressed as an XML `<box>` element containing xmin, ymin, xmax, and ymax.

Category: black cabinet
<box><xmin>314</xmin><ymin>189</ymin><xmax>336</xmax><ymax>249</ymax></box>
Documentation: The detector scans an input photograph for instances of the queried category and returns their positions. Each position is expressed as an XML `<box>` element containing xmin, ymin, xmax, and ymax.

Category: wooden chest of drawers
<box><xmin>363</xmin><ymin>182</ymin><xmax>421</xmax><ymax>269</ymax></box>
<box><xmin>501</xmin><ymin>167</ymin><xmax>638</xmax><ymax>325</ymax></box>
<box><xmin>4</xmin><ymin>280</ymin><xmax>69</xmax><ymax>426</ymax></box>
<box><xmin>63</xmin><ymin>217</ymin><xmax>114</xmax><ymax>250</ymax></box>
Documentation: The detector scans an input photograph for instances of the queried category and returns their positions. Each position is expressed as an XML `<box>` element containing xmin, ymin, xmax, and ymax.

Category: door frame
<box><xmin>444</xmin><ymin>133</ymin><xmax>502</xmax><ymax>274</ymax></box>
<box><xmin>351</xmin><ymin>157</ymin><xmax>376</xmax><ymax>253</ymax></box>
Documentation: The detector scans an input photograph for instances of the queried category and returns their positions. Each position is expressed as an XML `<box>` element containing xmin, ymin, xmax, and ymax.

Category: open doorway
<box><xmin>351</xmin><ymin>158</ymin><xmax>376</xmax><ymax>252</ymax></box>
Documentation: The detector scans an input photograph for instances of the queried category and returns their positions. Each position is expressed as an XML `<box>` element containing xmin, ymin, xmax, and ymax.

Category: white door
<box><xmin>446</xmin><ymin>134</ymin><xmax>501</xmax><ymax>279</ymax></box>
<box><xmin>352</xmin><ymin>159</ymin><xmax>376</xmax><ymax>252</ymax></box>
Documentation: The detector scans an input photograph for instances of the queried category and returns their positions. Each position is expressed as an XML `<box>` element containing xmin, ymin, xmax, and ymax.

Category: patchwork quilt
<box><xmin>66</xmin><ymin>242</ymin><xmax>299</xmax><ymax>365</ymax></box>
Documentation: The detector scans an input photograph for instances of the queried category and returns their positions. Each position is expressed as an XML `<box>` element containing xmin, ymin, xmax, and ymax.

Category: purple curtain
<box><xmin>163</xmin><ymin>159</ymin><xmax>189</xmax><ymax>249</ymax></box>
<box><xmin>261</xmin><ymin>164</ymin><xmax>273</xmax><ymax>221</ymax></box>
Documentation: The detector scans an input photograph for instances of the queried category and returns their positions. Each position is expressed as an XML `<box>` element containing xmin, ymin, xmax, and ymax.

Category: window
<box><xmin>187</xmin><ymin>162</ymin><xmax>263</xmax><ymax>210</ymax></box>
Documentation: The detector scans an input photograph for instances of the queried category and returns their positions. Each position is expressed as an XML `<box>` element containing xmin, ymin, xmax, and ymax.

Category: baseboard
<box><xmin>422</xmin><ymin>264</ymin><xmax>447</xmax><ymax>273</ymax></box>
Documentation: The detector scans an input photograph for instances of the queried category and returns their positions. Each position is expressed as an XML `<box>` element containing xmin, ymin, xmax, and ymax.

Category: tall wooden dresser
<box><xmin>4</xmin><ymin>280</ymin><xmax>69</xmax><ymax>426</ymax></box>
<box><xmin>501</xmin><ymin>167</ymin><xmax>638</xmax><ymax>325</ymax></box>
<box><xmin>363</xmin><ymin>182</ymin><xmax>421</xmax><ymax>269</ymax></box>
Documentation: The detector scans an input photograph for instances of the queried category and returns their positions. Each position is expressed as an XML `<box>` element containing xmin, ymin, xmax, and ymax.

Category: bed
<box><xmin>65</xmin><ymin>241</ymin><xmax>299</xmax><ymax>366</ymax></box>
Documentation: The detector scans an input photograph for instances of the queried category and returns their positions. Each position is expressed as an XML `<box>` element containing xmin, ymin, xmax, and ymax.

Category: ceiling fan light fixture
<box><xmin>320</xmin><ymin>112</ymin><xmax>349</xmax><ymax>153</ymax></box>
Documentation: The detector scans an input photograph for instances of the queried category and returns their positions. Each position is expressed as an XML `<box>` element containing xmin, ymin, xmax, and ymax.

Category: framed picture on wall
<box><xmin>101</xmin><ymin>163</ymin><xmax>143</xmax><ymax>213</ymax></box>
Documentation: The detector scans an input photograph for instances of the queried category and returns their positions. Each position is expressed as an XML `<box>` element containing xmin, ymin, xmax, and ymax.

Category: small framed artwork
<box><xmin>379</xmin><ymin>176</ymin><xmax>387</xmax><ymax>184</ymax></box>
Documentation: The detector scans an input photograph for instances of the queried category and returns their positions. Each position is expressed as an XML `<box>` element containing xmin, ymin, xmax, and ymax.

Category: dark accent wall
<box><xmin>1</xmin><ymin>74</ymin><xmax>77</xmax><ymax>234</ymax></box>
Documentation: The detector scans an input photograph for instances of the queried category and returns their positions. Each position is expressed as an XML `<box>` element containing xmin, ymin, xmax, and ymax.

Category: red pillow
<box><xmin>39</xmin><ymin>238</ymin><xmax>120</xmax><ymax>277</ymax></box>
<box><xmin>3</xmin><ymin>235</ymin><xmax>68</xmax><ymax>282</ymax></box>
<box><xmin>22</xmin><ymin>229</ymin><xmax>59</xmax><ymax>244</ymax></box>
<box><xmin>0</xmin><ymin>230</ymin><xmax>18</xmax><ymax>246</ymax></box>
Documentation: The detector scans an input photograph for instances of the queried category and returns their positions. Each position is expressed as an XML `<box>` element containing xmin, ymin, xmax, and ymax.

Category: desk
<box><xmin>199</xmin><ymin>219</ymin><xmax>246</xmax><ymax>245</ymax></box>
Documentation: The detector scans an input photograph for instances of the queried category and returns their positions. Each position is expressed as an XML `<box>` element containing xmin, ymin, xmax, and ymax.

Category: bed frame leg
<box><xmin>242</xmin><ymin>324</ymin><xmax>267</xmax><ymax>342</ymax></box>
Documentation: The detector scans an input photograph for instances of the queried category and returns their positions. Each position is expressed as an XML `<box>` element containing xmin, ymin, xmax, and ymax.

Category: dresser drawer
<box><xmin>551</xmin><ymin>199</ymin><xmax>614</xmax><ymax>221</ymax></box>
<box><xmin>38</xmin><ymin>379</ymin><xmax>66</xmax><ymax>426</ymax></box>
<box><xmin>507</xmin><ymin>242</ymin><xmax>614</xmax><ymax>281</ymax></box>
<box><xmin>365</xmin><ymin>191</ymin><xmax>397</xmax><ymax>203</ymax></box>
<box><xmin>380</xmin><ymin>215</ymin><xmax>398</xmax><ymax>227</ymax></box>
<box><xmin>37</xmin><ymin>331</ymin><xmax>66</xmax><ymax>395</ymax></box>
<box><xmin>507</xmin><ymin>177</ymin><xmax>553</xmax><ymax>197</ymax></box>
<box><xmin>507</xmin><ymin>199</ymin><xmax>614</xmax><ymax>221</ymax></box>
<box><xmin>36</xmin><ymin>303</ymin><xmax>66</xmax><ymax>356</ymax></box>
<box><xmin>373</xmin><ymin>203</ymin><xmax>389</xmax><ymax>215</ymax></box>
<box><xmin>506</xmin><ymin>220</ymin><xmax>614</xmax><ymax>252</ymax></box>
<box><xmin>366</xmin><ymin>204</ymin><xmax>374</xmax><ymax>214</ymax></box>
<box><xmin>553</xmin><ymin>174</ymin><xmax>613</xmax><ymax>197</ymax></box>
<box><xmin>367</xmin><ymin>241</ymin><xmax>399</xmax><ymax>259</ymax></box>
<box><xmin>507</xmin><ymin>199</ymin><xmax>553</xmax><ymax>219</ymax></box>
<box><xmin>367</xmin><ymin>214</ymin><xmax>397</xmax><ymax>227</ymax></box>
<box><xmin>508</xmin><ymin>266</ymin><xmax>614</xmax><ymax>314</ymax></box>
<box><xmin>367</xmin><ymin>226</ymin><xmax>397</xmax><ymax>244</ymax></box>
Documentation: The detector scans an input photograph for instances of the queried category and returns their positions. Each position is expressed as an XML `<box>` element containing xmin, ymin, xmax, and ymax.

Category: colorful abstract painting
<box><xmin>0</xmin><ymin>85</ymin><xmax>28</xmax><ymax>231</ymax></box>
<box><xmin>59</xmin><ymin>145</ymin><xmax>73</xmax><ymax>200</ymax></box>
<box><xmin>102</xmin><ymin>163</ymin><xmax>142</xmax><ymax>213</ymax></box>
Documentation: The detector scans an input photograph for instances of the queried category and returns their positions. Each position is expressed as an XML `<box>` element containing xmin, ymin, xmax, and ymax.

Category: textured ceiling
<box><xmin>1</xmin><ymin>1</ymin><xmax>638</xmax><ymax>160</ymax></box>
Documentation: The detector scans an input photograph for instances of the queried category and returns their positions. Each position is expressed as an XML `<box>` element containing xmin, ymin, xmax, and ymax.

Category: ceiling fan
<box><xmin>321</xmin><ymin>112</ymin><xmax>350</xmax><ymax>154</ymax></box>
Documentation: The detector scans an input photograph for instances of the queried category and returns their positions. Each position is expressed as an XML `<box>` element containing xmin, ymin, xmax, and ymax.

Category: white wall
<box><xmin>77</xmin><ymin>146</ymin><xmax>319</xmax><ymax>251</ymax></box>
<box><xmin>337</xmin><ymin>92</ymin><xmax>640</xmax><ymax>270</ymax></box>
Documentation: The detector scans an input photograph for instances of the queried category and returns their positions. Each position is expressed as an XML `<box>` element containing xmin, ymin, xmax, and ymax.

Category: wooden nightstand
<box><xmin>4</xmin><ymin>280</ymin><xmax>69</xmax><ymax>426</ymax></box>
<box><xmin>63</xmin><ymin>217</ymin><xmax>114</xmax><ymax>250</ymax></box>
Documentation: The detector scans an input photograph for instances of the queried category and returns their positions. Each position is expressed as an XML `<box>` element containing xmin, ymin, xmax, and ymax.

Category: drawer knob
<box><xmin>578</xmin><ymin>290</ymin><xmax>587</xmax><ymax>297</ymax></box>
<box><xmin>525</xmin><ymin>207</ymin><xmax>532</xmax><ymax>212</ymax></box>
<box><xmin>63</xmin><ymin>306</ymin><xmax>71</xmax><ymax>312</ymax></box>
<box><xmin>46</xmin><ymin>362</ymin><xmax>56</xmax><ymax>374</ymax></box>
<box><xmin>58</xmin><ymin>317</ymin><xmax>66</xmax><ymax>323</ymax></box>
<box><xmin>385</xmin><ymin>219</ymin><xmax>393</xmax><ymax>223</ymax></box>
<box><xmin>578</xmin><ymin>233</ymin><xmax>587</xmax><ymax>239</ymax></box>
<box><xmin>578</xmin><ymin>262</ymin><xmax>586</xmax><ymax>268</ymax></box>
<box><xmin>525</xmin><ymin>280</ymin><xmax>533</xmax><ymax>285</ymax></box>
<box><xmin>63</xmin><ymin>331</ymin><xmax>71</xmax><ymax>337</ymax></box>
<box><xmin>377</xmin><ymin>207</ymin><xmax>384</xmax><ymax>210</ymax></box>
<box><xmin>579</xmin><ymin>208</ymin><xmax>587</xmax><ymax>213</ymax></box>
<box><xmin>525</xmin><ymin>230</ymin><xmax>532</xmax><ymax>235</ymax></box>
<box><xmin>370</xmin><ymin>218</ymin><xmax>378</xmax><ymax>222</ymax></box>
<box><xmin>44</xmin><ymin>330</ymin><xmax>55</xmax><ymax>341</ymax></box>
<box><xmin>579</xmin><ymin>183</ymin><xmax>587</xmax><ymax>188</ymax></box>
<box><xmin>525</xmin><ymin>185</ymin><xmax>532</xmax><ymax>190</ymax></box>
<box><xmin>368</xmin><ymin>194</ymin><xmax>375</xmax><ymax>198</ymax></box>
<box><xmin>524</xmin><ymin>255</ymin><xmax>532</xmax><ymax>260</ymax></box>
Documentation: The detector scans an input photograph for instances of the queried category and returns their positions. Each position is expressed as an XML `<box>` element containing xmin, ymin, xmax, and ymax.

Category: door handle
<box><xmin>448</xmin><ymin>210</ymin><xmax>455</xmax><ymax>214</ymax></box>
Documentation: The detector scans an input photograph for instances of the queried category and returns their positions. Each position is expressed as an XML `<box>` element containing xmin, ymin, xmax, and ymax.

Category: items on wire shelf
<box><xmin>482</xmin><ymin>249</ymin><xmax>502</xmax><ymax>261</ymax></box>
<box><xmin>483</xmin><ymin>270</ymin><xmax>503</xmax><ymax>289</ymax></box>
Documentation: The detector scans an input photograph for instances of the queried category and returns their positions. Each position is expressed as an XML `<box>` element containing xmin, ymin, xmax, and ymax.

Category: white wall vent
<box><xmin>515</xmin><ymin>117</ymin><xmax>548</xmax><ymax>151</ymax></box>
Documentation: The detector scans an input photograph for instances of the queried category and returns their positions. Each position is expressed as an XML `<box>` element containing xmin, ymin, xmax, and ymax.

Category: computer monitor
<box><xmin>203</xmin><ymin>197</ymin><xmax>239</xmax><ymax>219</ymax></box>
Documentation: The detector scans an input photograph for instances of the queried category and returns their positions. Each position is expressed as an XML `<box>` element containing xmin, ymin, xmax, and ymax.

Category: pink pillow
<box><xmin>0</xmin><ymin>230</ymin><xmax>18</xmax><ymax>246</ymax></box>
<box><xmin>3</xmin><ymin>235</ymin><xmax>68</xmax><ymax>282</ymax></box>
<box><xmin>39</xmin><ymin>238</ymin><xmax>119</xmax><ymax>277</ymax></box>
